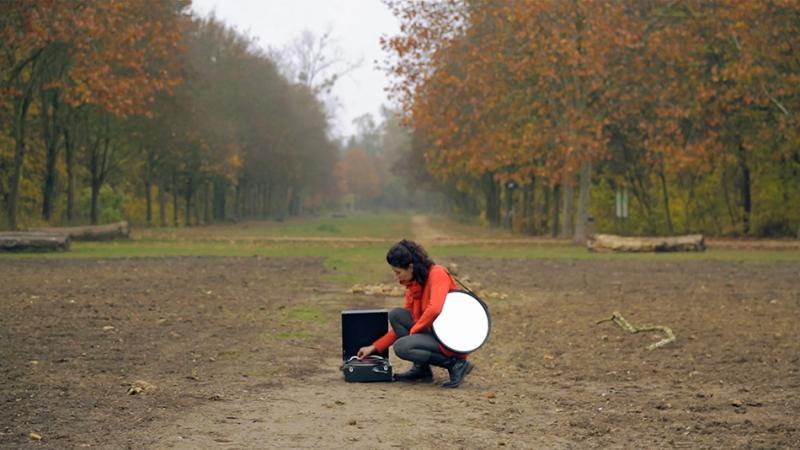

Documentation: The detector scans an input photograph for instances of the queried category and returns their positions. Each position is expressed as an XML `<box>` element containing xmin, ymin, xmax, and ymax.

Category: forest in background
<box><xmin>383</xmin><ymin>0</ymin><xmax>800</xmax><ymax>239</ymax></box>
<box><xmin>2</xmin><ymin>0</ymin><xmax>799</xmax><ymax>238</ymax></box>
<box><xmin>0</xmin><ymin>0</ymin><xmax>422</xmax><ymax>231</ymax></box>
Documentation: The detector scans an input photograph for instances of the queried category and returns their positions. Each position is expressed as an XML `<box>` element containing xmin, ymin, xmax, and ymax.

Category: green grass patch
<box><xmin>316</xmin><ymin>223</ymin><xmax>341</xmax><ymax>234</ymax></box>
<box><xmin>133</xmin><ymin>212</ymin><xmax>413</xmax><ymax>241</ymax></box>
<box><xmin>434</xmin><ymin>243</ymin><xmax>800</xmax><ymax>263</ymax></box>
<box><xmin>2</xmin><ymin>213</ymin><xmax>797</xmax><ymax>289</ymax></box>
<box><xmin>283</xmin><ymin>305</ymin><xmax>326</xmax><ymax>322</ymax></box>
<box><xmin>322</xmin><ymin>243</ymin><xmax>394</xmax><ymax>285</ymax></box>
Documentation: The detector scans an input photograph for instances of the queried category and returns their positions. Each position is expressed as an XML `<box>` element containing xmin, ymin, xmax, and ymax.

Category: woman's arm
<box><xmin>409</xmin><ymin>266</ymin><xmax>451</xmax><ymax>334</ymax></box>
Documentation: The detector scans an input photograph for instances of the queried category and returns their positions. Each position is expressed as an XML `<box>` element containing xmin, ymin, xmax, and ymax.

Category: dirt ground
<box><xmin>1</xmin><ymin>253</ymin><xmax>799</xmax><ymax>449</ymax></box>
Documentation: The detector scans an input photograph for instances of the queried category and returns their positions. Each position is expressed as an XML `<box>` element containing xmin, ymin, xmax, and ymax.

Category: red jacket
<box><xmin>373</xmin><ymin>264</ymin><xmax>459</xmax><ymax>355</ymax></box>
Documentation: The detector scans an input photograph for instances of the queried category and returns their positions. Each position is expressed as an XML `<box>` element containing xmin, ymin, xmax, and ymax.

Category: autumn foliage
<box><xmin>383</xmin><ymin>0</ymin><xmax>800</xmax><ymax>237</ymax></box>
<box><xmin>1</xmin><ymin>1</ymin><xmax>339</xmax><ymax>229</ymax></box>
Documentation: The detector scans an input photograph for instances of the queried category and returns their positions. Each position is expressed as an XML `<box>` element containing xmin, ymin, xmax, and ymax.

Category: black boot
<box><xmin>440</xmin><ymin>357</ymin><xmax>473</xmax><ymax>388</ymax></box>
<box><xmin>394</xmin><ymin>363</ymin><xmax>433</xmax><ymax>383</ymax></box>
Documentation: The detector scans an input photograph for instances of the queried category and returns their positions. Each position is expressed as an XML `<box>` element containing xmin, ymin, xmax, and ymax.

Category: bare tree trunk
<box><xmin>256</xmin><ymin>183</ymin><xmax>263</xmax><ymax>218</ymax></box>
<box><xmin>145</xmin><ymin>177</ymin><xmax>152</xmax><ymax>227</ymax></box>
<box><xmin>203</xmin><ymin>181</ymin><xmax>210</xmax><ymax>224</ymax></box>
<box><xmin>266</xmin><ymin>183</ymin><xmax>273</xmax><ymax>218</ymax></box>
<box><xmin>658</xmin><ymin>155</ymin><xmax>674</xmax><ymax>234</ymax></box>
<box><xmin>503</xmin><ymin>183</ymin><xmax>515</xmax><ymax>230</ymax></box>
<box><xmin>522</xmin><ymin>182</ymin><xmax>532</xmax><ymax>235</ymax></box>
<box><xmin>144</xmin><ymin>149</ymin><xmax>153</xmax><ymax>227</ymax></box>
<box><xmin>721</xmin><ymin>164</ymin><xmax>738</xmax><ymax>233</ymax></box>
<box><xmin>561</xmin><ymin>184</ymin><xmax>574</xmax><ymax>238</ymax></box>
<box><xmin>528</xmin><ymin>177</ymin><xmax>537</xmax><ymax>235</ymax></box>
<box><xmin>483</xmin><ymin>172</ymin><xmax>500</xmax><ymax>226</ymax></box>
<box><xmin>250</xmin><ymin>184</ymin><xmax>256</xmax><ymax>218</ymax></box>
<box><xmin>157</xmin><ymin>175</ymin><xmax>166</xmax><ymax>227</ymax></box>
<box><xmin>234</xmin><ymin>181</ymin><xmax>242</xmax><ymax>221</ymax></box>
<box><xmin>194</xmin><ymin>188</ymin><xmax>200</xmax><ymax>226</ymax></box>
<box><xmin>184</xmin><ymin>175</ymin><xmax>193</xmax><ymax>226</ymax></box>
<box><xmin>289</xmin><ymin>187</ymin><xmax>303</xmax><ymax>217</ymax></box>
<box><xmin>683</xmin><ymin>174</ymin><xmax>695</xmax><ymax>233</ymax></box>
<box><xmin>8</xmin><ymin>75</ymin><xmax>36</xmax><ymax>230</ymax></box>
<box><xmin>573</xmin><ymin>161</ymin><xmax>593</xmax><ymax>244</ymax></box>
<box><xmin>40</xmin><ymin>88</ymin><xmax>61</xmax><ymax>222</ymax></box>
<box><xmin>551</xmin><ymin>184</ymin><xmax>561</xmax><ymax>237</ymax></box>
<box><xmin>736</xmin><ymin>139</ymin><xmax>751</xmax><ymax>235</ymax></box>
<box><xmin>172</xmin><ymin>171</ymin><xmax>179</xmax><ymax>227</ymax></box>
<box><xmin>268</xmin><ymin>183</ymin><xmax>269</xmax><ymax>219</ymax></box>
<box><xmin>266</xmin><ymin>181</ymin><xmax>276</xmax><ymax>218</ymax></box>
<box><xmin>212</xmin><ymin>176</ymin><xmax>226</xmax><ymax>221</ymax></box>
<box><xmin>273</xmin><ymin>184</ymin><xmax>289</xmax><ymax>221</ymax></box>
<box><xmin>541</xmin><ymin>184</ymin><xmax>551</xmax><ymax>234</ymax></box>
<box><xmin>244</xmin><ymin>184</ymin><xmax>249</xmax><ymax>219</ymax></box>
<box><xmin>90</xmin><ymin>157</ymin><xmax>100</xmax><ymax>226</ymax></box>
<box><xmin>63</xmin><ymin>124</ymin><xmax>76</xmax><ymax>223</ymax></box>
<box><xmin>89</xmin><ymin>116</ymin><xmax>112</xmax><ymax>225</ymax></box>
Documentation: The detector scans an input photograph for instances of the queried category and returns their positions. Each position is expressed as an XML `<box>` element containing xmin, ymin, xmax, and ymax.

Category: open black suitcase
<box><xmin>341</xmin><ymin>309</ymin><xmax>393</xmax><ymax>382</ymax></box>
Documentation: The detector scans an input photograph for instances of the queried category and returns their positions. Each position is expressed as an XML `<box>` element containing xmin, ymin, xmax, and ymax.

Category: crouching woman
<box><xmin>357</xmin><ymin>239</ymin><xmax>472</xmax><ymax>388</ymax></box>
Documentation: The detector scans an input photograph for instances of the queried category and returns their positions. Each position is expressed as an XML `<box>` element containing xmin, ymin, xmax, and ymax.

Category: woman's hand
<box><xmin>356</xmin><ymin>345</ymin><xmax>376</xmax><ymax>359</ymax></box>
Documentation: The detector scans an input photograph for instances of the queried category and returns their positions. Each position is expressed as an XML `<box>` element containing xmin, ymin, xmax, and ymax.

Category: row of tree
<box><xmin>383</xmin><ymin>0</ymin><xmax>800</xmax><ymax>238</ymax></box>
<box><xmin>338</xmin><ymin>108</ymin><xmax>438</xmax><ymax>212</ymax></box>
<box><xmin>1</xmin><ymin>0</ymin><xmax>342</xmax><ymax>230</ymax></box>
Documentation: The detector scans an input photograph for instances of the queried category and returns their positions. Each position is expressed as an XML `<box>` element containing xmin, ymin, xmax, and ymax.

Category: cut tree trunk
<box><xmin>30</xmin><ymin>221</ymin><xmax>129</xmax><ymax>241</ymax></box>
<box><xmin>588</xmin><ymin>233</ymin><xmax>705</xmax><ymax>253</ymax></box>
<box><xmin>0</xmin><ymin>232</ymin><xmax>70</xmax><ymax>252</ymax></box>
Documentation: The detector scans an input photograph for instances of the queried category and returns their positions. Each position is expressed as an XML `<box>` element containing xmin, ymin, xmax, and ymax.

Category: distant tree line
<box><xmin>337</xmin><ymin>108</ymin><xmax>440</xmax><ymax>212</ymax></box>
<box><xmin>0</xmin><ymin>0</ymin><xmax>340</xmax><ymax>229</ymax></box>
<box><xmin>384</xmin><ymin>0</ymin><xmax>800</xmax><ymax>238</ymax></box>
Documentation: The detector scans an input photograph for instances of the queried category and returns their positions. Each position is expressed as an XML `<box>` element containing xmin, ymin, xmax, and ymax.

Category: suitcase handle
<box><xmin>346</xmin><ymin>355</ymin><xmax>386</xmax><ymax>362</ymax></box>
<box><xmin>341</xmin><ymin>355</ymin><xmax>389</xmax><ymax>371</ymax></box>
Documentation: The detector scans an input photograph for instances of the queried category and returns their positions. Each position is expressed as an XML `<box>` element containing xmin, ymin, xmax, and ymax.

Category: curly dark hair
<box><xmin>386</xmin><ymin>239</ymin><xmax>435</xmax><ymax>285</ymax></box>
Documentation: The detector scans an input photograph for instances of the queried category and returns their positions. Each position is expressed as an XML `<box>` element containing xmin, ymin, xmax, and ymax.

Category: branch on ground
<box><xmin>597</xmin><ymin>311</ymin><xmax>676</xmax><ymax>351</ymax></box>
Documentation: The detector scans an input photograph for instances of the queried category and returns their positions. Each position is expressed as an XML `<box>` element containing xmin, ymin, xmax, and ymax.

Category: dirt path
<box><xmin>411</xmin><ymin>214</ymin><xmax>445</xmax><ymax>243</ymax></box>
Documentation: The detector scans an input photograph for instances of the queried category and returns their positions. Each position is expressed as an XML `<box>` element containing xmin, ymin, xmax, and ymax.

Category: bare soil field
<box><xmin>1</xmin><ymin>256</ymin><xmax>798</xmax><ymax>449</ymax></box>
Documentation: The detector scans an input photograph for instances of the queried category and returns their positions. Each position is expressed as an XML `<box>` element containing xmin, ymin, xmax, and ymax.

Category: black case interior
<box><xmin>341</xmin><ymin>309</ymin><xmax>393</xmax><ymax>382</ymax></box>
<box><xmin>341</xmin><ymin>309</ymin><xmax>390</xmax><ymax>360</ymax></box>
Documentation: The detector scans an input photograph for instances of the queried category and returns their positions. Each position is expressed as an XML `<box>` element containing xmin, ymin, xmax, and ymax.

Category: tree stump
<box><xmin>30</xmin><ymin>221</ymin><xmax>130</xmax><ymax>241</ymax></box>
<box><xmin>588</xmin><ymin>233</ymin><xmax>705</xmax><ymax>252</ymax></box>
<box><xmin>0</xmin><ymin>232</ymin><xmax>71</xmax><ymax>252</ymax></box>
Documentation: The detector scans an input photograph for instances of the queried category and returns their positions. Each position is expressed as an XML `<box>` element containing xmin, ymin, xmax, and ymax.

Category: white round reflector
<box><xmin>432</xmin><ymin>291</ymin><xmax>491</xmax><ymax>354</ymax></box>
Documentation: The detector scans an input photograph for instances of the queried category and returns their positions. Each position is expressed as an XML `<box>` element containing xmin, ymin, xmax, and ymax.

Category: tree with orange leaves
<box><xmin>384</xmin><ymin>0</ymin><xmax>634</xmax><ymax>237</ymax></box>
<box><xmin>384</xmin><ymin>0</ymin><xmax>800</xmax><ymax>237</ymax></box>
<box><xmin>1</xmin><ymin>0</ymin><xmax>189</xmax><ymax>227</ymax></box>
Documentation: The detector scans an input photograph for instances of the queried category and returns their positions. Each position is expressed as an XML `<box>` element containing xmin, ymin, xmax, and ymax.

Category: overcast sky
<box><xmin>190</xmin><ymin>0</ymin><xmax>400</xmax><ymax>139</ymax></box>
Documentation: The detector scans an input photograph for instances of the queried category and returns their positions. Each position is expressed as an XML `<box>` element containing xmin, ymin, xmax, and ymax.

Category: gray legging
<box><xmin>389</xmin><ymin>307</ymin><xmax>448</xmax><ymax>366</ymax></box>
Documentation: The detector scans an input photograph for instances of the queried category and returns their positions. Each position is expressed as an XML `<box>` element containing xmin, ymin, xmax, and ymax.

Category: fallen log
<box><xmin>30</xmin><ymin>221</ymin><xmax>130</xmax><ymax>241</ymax></box>
<box><xmin>588</xmin><ymin>233</ymin><xmax>705</xmax><ymax>252</ymax></box>
<box><xmin>0</xmin><ymin>232</ymin><xmax>71</xmax><ymax>252</ymax></box>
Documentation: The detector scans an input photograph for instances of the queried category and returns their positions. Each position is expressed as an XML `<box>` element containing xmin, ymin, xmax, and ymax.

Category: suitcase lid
<box><xmin>341</xmin><ymin>309</ymin><xmax>389</xmax><ymax>360</ymax></box>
